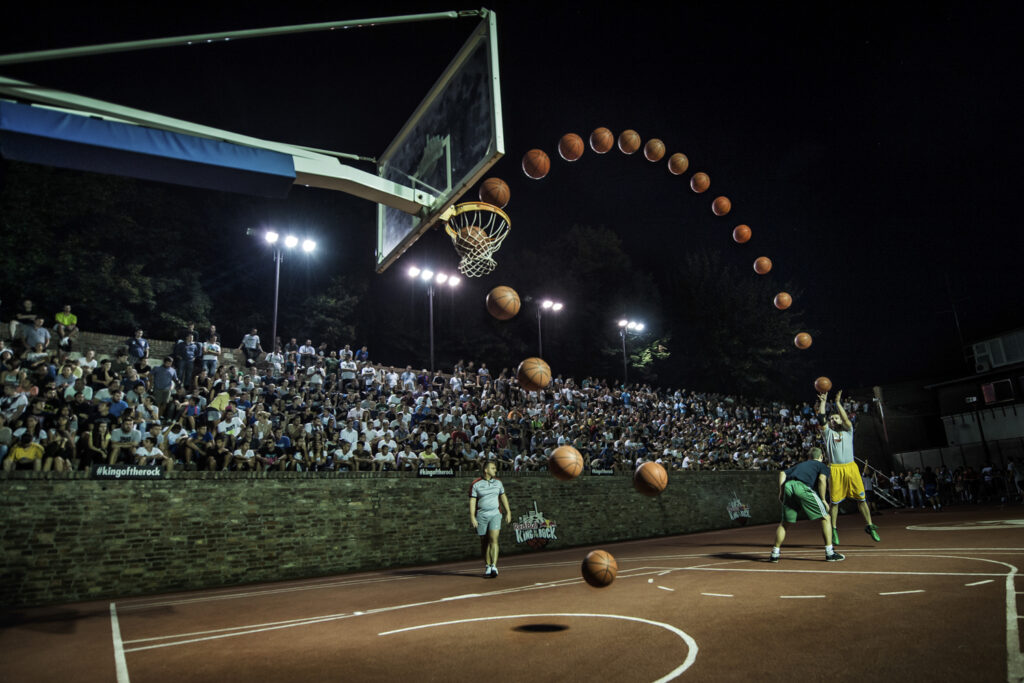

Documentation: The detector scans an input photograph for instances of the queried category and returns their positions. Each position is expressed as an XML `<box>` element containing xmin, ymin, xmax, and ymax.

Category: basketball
<box><xmin>478</xmin><ymin>177</ymin><xmax>510</xmax><ymax>208</ymax></box>
<box><xmin>581</xmin><ymin>549</ymin><xmax>618</xmax><ymax>588</ymax></box>
<box><xmin>558</xmin><ymin>133</ymin><xmax>585</xmax><ymax>162</ymax></box>
<box><xmin>712</xmin><ymin>196</ymin><xmax>732</xmax><ymax>216</ymax></box>
<box><xmin>815</xmin><ymin>376</ymin><xmax>833</xmax><ymax>393</ymax></box>
<box><xmin>618</xmin><ymin>129</ymin><xmax>641</xmax><ymax>154</ymax></box>
<box><xmin>774</xmin><ymin>292</ymin><xmax>792</xmax><ymax>310</ymax></box>
<box><xmin>733</xmin><ymin>224</ymin><xmax>751</xmax><ymax>243</ymax></box>
<box><xmin>522</xmin><ymin>149</ymin><xmax>550</xmax><ymax>179</ymax></box>
<box><xmin>633</xmin><ymin>461</ymin><xmax>668</xmax><ymax>497</ymax></box>
<box><xmin>486</xmin><ymin>286</ymin><xmax>521</xmax><ymax>320</ymax></box>
<box><xmin>753</xmin><ymin>256</ymin><xmax>772</xmax><ymax>275</ymax></box>
<box><xmin>690</xmin><ymin>172</ymin><xmax>710</xmax><ymax>193</ymax></box>
<box><xmin>517</xmin><ymin>357</ymin><xmax>552</xmax><ymax>392</ymax></box>
<box><xmin>644</xmin><ymin>138</ymin><xmax>665</xmax><ymax>162</ymax></box>
<box><xmin>549</xmin><ymin>446</ymin><xmax>584</xmax><ymax>481</ymax></box>
<box><xmin>668</xmin><ymin>153</ymin><xmax>689</xmax><ymax>175</ymax></box>
<box><xmin>794</xmin><ymin>332</ymin><xmax>813</xmax><ymax>350</ymax></box>
<box><xmin>590</xmin><ymin>127</ymin><xmax>614</xmax><ymax>154</ymax></box>
<box><xmin>455</xmin><ymin>225</ymin><xmax>490</xmax><ymax>255</ymax></box>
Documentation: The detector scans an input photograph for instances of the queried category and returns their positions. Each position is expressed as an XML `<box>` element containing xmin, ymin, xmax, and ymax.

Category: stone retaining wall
<box><xmin>0</xmin><ymin>471</ymin><xmax>775</xmax><ymax>607</ymax></box>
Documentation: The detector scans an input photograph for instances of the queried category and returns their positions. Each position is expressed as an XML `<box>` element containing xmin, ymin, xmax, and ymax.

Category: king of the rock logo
<box><xmin>513</xmin><ymin>501</ymin><xmax>558</xmax><ymax>549</ymax></box>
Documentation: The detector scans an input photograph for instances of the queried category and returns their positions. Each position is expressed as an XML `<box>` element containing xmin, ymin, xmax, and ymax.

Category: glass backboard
<box><xmin>375</xmin><ymin>12</ymin><xmax>504</xmax><ymax>273</ymax></box>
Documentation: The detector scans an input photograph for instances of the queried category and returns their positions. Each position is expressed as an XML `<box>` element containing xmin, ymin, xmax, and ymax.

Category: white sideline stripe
<box><xmin>1005</xmin><ymin>564</ymin><xmax>1024</xmax><ymax>681</ymax></box>
<box><xmin>377</xmin><ymin>613</ymin><xmax>699</xmax><ymax>683</ymax></box>
<box><xmin>879</xmin><ymin>590</ymin><xmax>925</xmax><ymax>596</ymax></box>
<box><xmin>658</xmin><ymin>586</ymin><xmax>675</xmax><ymax>592</ymax></box>
<box><xmin>966</xmin><ymin>580</ymin><xmax>994</xmax><ymax>587</ymax></box>
<box><xmin>122</xmin><ymin>575</ymin><xmax>608</xmax><ymax>652</ymax></box>
<box><xmin>780</xmin><ymin>595</ymin><xmax>825</xmax><ymax>599</ymax></box>
<box><xmin>686</xmin><ymin>567</ymin><xmax>1006</xmax><ymax>578</ymax></box>
<box><xmin>110</xmin><ymin>603</ymin><xmax>130</xmax><ymax>683</ymax></box>
<box><xmin>440</xmin><ymin>594</ymin><xmax>481</xmax><ymax>601</ymax></box>
<box><xmin>118</xmin><ymin>575</ymin><xmax>416</xmax><ymax>611</ymax></box>
<box><xmin>701</xmin><ymin>593</ymin><xmax>734</xmax><ymax>598</ymax></box>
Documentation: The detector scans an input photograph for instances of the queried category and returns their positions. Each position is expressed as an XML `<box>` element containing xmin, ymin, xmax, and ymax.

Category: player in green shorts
<box><xmin>770</xmin><ymin>447</ymin><xmax>844</xmax><ymax>562</ymax></box>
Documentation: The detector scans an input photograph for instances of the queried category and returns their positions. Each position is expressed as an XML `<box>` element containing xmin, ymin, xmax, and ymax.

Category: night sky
<box><xmin>2</xmin><ymin>2</ymin><xmax>1022</xmax><ymax>389</ymax></box>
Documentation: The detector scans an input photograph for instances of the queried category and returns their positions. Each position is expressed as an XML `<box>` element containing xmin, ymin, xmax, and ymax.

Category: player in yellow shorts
<box><xmin>817</xmin><ymin>389</ymin><xmax>881</xmax><ymax>544</ymax></box>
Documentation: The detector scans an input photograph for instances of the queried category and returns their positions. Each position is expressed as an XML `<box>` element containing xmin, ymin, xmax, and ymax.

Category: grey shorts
<box><xmin>476</xmin><ymin>509</ymin><xmax>502</xmax><ymax>536</ymax></box>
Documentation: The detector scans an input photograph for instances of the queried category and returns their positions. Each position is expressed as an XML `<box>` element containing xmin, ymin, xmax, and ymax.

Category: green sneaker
<box><xmin>832</xmin><ymin>528</ymin><xmax>839</xmax><ymax>545</ymax></box>
<box><xmin>865</xmin><ymin>524</ymin><xmax>881</xmax><ymax>542</ymax></box>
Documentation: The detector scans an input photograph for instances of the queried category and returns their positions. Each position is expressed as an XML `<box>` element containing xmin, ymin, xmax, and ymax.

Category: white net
<box><xmin>442</xmin><ymin>202</ymin><xmax>511</xmax><ymax>277</ymax></box>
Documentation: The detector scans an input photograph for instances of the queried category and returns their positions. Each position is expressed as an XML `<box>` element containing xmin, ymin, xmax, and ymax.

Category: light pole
<box><xmin>536</xmin><ymin>299</ymin><xmax>563</xmax><ymax>357</ymax></box>
<box><xmin>618</xmin><ymin>318</ymin><xmax>645</xmax><ymax>385</ymax></box>
<box><xmin>408</xmin><ymin>266</ymin><xmax>460</xmax><ymax>372</ymax></box>
<box><xmin>250</xmin><ymin>229</ymin><xmax>316</xmax><ymax>354</ymax></box>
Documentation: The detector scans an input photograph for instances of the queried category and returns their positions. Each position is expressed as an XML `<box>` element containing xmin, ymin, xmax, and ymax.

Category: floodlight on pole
<box><xmin>249</xmin><ymin>228</ymin><xmax>317</xmax><ymax>357</ymax></box>
<box><xmin>407</xmin><ymin>265</ymin><xmax>459</xmax><ymax>372</ymax></box>
<box><xmin>618</xmin><ymin>317</ymin><xmax>645</xmax><ymax>386</ymax></box>
<box><xmin>536</xmin><ymin>297</ymin><xmax>564</xmax><ymax>357</ymax></box>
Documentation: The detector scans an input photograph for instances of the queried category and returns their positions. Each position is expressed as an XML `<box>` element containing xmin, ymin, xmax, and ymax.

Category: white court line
<box><xmin>879</xmin><ymin>590</ymin><xmax>925</xmax><ymax>596</ymax></box>
<box><xmin>780</xmin><ymin>595</ymin><xmax>825</xmax><ymax>599</ymax></box>
<box><xmin>118</xmin><ymin>575</ymin><xmax>417</xmax><ymax>612</ymax></box>
<box><xmin>658</xmin><ymin>586</ymin><xmax>675</xmax><ymax>592</ymax></box>
<box><xmin>701</xmin><ymin>593</ymin><xmax>734</xmax><ymax>598</ymax></box>
<box><xmin>377</xmin><ymin>613</ymin><xmax>699</xmax><ymax>683</ymax></box>
<box><xmin>966</xmin><ymin>580</ymin><xmax>994</xmax><ymax>587</ymax></box>
<box><xmin>685</xmin><ymin>567</ymin><xmax>1006</xmax><ymax>577</ymax></box>
<box><xmin>110</xmin><ymin>603</ymin><xmax>130</xmax><ymax>683</ymax></box>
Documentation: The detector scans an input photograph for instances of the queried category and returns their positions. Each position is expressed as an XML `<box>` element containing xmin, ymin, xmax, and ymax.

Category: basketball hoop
<box><xmin>441</xmin><ymin>201</ymin><xmax>511</xmax><ymax>277</ymax></box>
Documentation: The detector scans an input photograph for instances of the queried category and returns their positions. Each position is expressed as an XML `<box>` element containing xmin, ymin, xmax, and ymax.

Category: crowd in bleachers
<box><xmin>5</xmin><ymin>297</ymin><xmax>1020</xmax><ymax>506</ymax></box>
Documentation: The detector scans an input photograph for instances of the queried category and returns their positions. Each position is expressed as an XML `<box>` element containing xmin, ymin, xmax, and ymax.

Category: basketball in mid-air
<box><xmin>522</xmin><ymin>149</ymin><xmax>550</xmax><ymax>179</ymax></box>
<box><xmin>581</xmin><ymin>549</ymin><xmax>618</xmax><ymax>588</ymax></box>
<box><xmin>644</xmin><ymin>139</ymin><xmax>665</xmax><ymax>162</ymax></box>
<box><xmin>668</xmin><ymin>153</ymin><xmax>689</xmax><ymax>175</ymax></box>
<box><xmin>814</xmin><ymin>376</ymin><xmax>833</xmax><ymax>393</ymax></box>
<box><xmin>590</xmin><ymin>127</ymin><xmax>614</xmax><ymax>154</ymax></box>
<box><xmin>753</xmin><ymin>257</ymin><xmax>773</xmax><ymax>275</ymax></box>
<box><xmin>618</xmin><ymin>129</ymin><xmax>641</xmax><ymax>154</ymax></box>
<box><xmin>549</xmin><ymin>446</ymin><xmax>584</xmax><ymax>481</ymax></box>
<box><xmin>774</xmin><ymin>292</ymin><xmax>792</xmax><ymax>309</ymax></box>
<box><xmin>478</xmin><ymin>177</ymin><xmax>510</xmax><ymax>208</ymax></box>
<box><xmin>712</xmin><ymin>196</ymin><xmax>732</xmax><ymax>216</ymax></box>
<box><xmin>794</xmin><ymin>332</ymin><xmax>813</xmax><ymax>350</ymax></box>
<box><xmin>733</xmin><ymin>224</ymin><xmax>751</xmax><ymax>243</ymax></box>
<box><xmin>633</xmin><ymin>462</ymin><xmax>668</xmax><ymax>497</ymax></box>
<box><xmin>690</xmin><ymin>172</ymin><xmax>710</xmax><ymax>193</ymax></box>
<box><xmin>558</xmin><ymin>133</ymin><xmax>585</xmax><ymax>162</ymax></box>
<box><xmin>486</xmin><ymin>286</ymin><xmax>520</xmax><ymax>320</ymax></box>
<box><xmin>455</xmin><ymin>225</ymin><xmax>490</xmax><ymax>255</ymax></box>
<box><xmin>517</xmin><ymin>357</ymin><xmax>552</xmax><ymax>392</ymax></box>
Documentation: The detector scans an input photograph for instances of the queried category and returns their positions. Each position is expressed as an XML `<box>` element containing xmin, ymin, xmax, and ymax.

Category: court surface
<box><xmin>2</xmin><ymin>506</ymin><xmax>1022</xmax><ymax>682</ymax></box>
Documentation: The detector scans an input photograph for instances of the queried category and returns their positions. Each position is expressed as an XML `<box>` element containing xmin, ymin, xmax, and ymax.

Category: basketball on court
<box><xmin>478</xmin><ymin>177</ymin><xmax>510</xmax><ymax>208</ymax></box>
<box><xmin>486</xmin><ymin>286</ymin><xmax>521</xmax><ymax>320</ymax></box>
<box><xmin>633</xmin><ymin>462</ymin><xmax>668</xmax><ymax>497</ymax></box>
<box><xmin>644</xmin><ymin>138</ymin><xmax>665</xmax><ymax>162</ymax></box>
<box><xmin>668</xmin><ymin>152</ymin><xmax>689</xmax><ymax>175</ymax></box>
<box><xmin>581</xmin><ymin>549</ymin><xmax>618</xmax><ymax>588</ymax></box>
<box><xmin>733</xmin><ymin>224</ymin><xmax>751</xmax><ymax>243</ymax></box>
<box><xmin>549</xmin><ymin>446</ymin><xmax>584</xmax><ymax>481</ymax></box>
<box><xmin>455</xmin><ymin>225</ymin><xmax>490</xmax><ymax>255</ymax></box>
<box><xmin>517</xmin><ymin>357</ymin><xmax>552</xmax><ymax>392</ymax></box>
<box><xmin>558</xmin><ymin>133</ymin><xmax>585</xmax><ymax>161</ymax></box>
<box><xmin>690</xmin><ymin>172</ymin><xmax>710</xmax><ymax>193</ymax></box>
<box><xmin>522</xmin><ymin>149</ymin><xmax>550</xmax><ymax>179</ymax></box>
<box><xmin>774</xmin><ymin>292</ymin><xmax>792</xmax><ymax>309</ymax></box>
<box><xmin>794</xmin><ymin>332</ymin><xmax>813</xmax><ymax>349</ymax></box>
<box><xmin>815</xmin><ymin>376</ymin><xmax>832</xmax><ymax>393</ymax></box>
<box><xmin>590</xmin><ymin>127</ymin><xmax>614</xmax><ymax>154</ymax></box>
<box><xmin>753</xmin><ymin>256</ymin><xmax>772</xmax><ymax>275</ymax></box>
<box><xmin>712</xmin><ymin>196</ymin><xmax>732</xmax><ymax>216</ymax></box>
<box><xmin>618</xmin><ymin>129</ymin><xmax>641</xmax><ymax>154</ymax></box>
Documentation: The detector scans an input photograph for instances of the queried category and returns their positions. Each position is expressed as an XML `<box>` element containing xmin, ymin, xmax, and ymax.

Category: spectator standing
<box><xmin>151</xmin><ymin>357</ymin><xmax>179</xmax><ymax>414</ymax></box>
<box><xmin>10</xmin><ymin>299</ymin><xmax>36</xmax><ymax>345</ymax></box>
<box><xmin>173</xmin><ymin>334</ymin><xmax>199</xmax><ymax>385</ymax></box>
<box><xmin>907</xmin><ymin>467</ymin><xmax>924</xmax><ymax>508</ymax></box>
<box><xmin>202</xmin><ymin>335</ymin><xmax>222</xmax><ymax>376</ymax></box>
<box><xmin>126</xmin><ymin>329</ymin><xmax>150</xmax><ymax>363</ymax></box>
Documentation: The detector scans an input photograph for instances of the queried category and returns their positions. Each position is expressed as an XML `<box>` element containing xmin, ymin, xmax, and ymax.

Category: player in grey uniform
<box><xmin>470</xmin><ymin>461</ymin><xmax>512</xmax><ymax>578</ymax></box>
